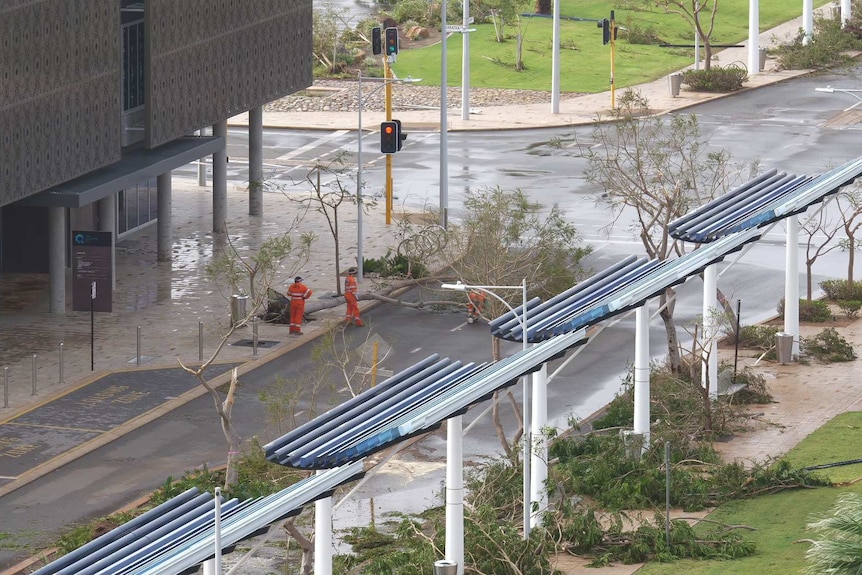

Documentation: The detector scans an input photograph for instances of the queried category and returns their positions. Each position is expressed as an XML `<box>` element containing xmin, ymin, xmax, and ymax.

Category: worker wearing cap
<box><xmin>344</xmin><ymin>268</ymin><xmax>364</xmax><ymax>327</ymax></box>
<box><xmin>287</xmin><ymin>276</ymin><xmax>312</xmax><ymax>335</ymax></box>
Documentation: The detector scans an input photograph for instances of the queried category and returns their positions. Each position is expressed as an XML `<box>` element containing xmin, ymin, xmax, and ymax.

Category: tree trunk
<box><xmin>659</xmin><ymin>288</ymin><xmax>681</xmax><ymax>373</ymax></box>
<box><xmin>849</xmin><ymin>231</ymin><xmax>856</xmax><ymax>286</ymax></box>
<box><xmin>284</xmin><ymin>520</ymin><xmax>313</xmax><ymax>575</ymax></box>
<box><xmin>221</xmin><ymin>369</ymin><xmax>241</xmax><ymax>488</ymax></box>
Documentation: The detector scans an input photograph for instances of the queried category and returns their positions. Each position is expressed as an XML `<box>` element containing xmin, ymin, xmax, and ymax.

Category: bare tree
<box><xmin>182</xmin><ymin>229</ymin><xmax>315</xmax><ymax>488</ymax></box>
<box><xmin>272</xmin><ymin>153</ymin><xmax>372</xmax><ymax>296</ymax></box>
<box><xmin>800</xmin><ymin>206</ymin><xmax>841</xmax><ymax>300</ymax></box>
<box><xmin>835</xmin><ymin>186</ymin><xmax>862</xmax><ymax>286</ymax></box>
<box><xmin>646</xmin><ymin>0</ymin><xmax>719</xmax><ymax>70</ymax></box>
<box><xmin>582</xmin><ymin>90</ymin><xmax>749</xmax><ymax>372</ymax></box>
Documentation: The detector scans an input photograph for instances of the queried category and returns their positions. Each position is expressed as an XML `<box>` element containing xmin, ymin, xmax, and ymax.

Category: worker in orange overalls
<box><xmin>467</xmin><ymin>289</ymin><xmax>486</xmax><ymax>324</ymax></box>
<box><xmin>344</xmin><ymin>267</ymin><xmax>364</xmax><ymax>327</ymax></box>
<box><xmin>287</xmin><ymin>276</ymin><xmax>312</xmax><ymax>335</ymax></box>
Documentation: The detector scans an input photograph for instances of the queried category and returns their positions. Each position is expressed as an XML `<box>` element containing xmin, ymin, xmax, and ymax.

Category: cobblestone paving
<box><xmin>264</xmin><ymin>79</ymin><xmax>583</xmax><ymax>113</ymax></box>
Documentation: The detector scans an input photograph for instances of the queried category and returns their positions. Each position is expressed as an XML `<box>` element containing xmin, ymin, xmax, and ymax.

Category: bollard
<box><xmin>4</xmin><ymin>366</ymin><xmax>8</xmax><ymax>408</ymax></box>
<box><xmin>433</xmin><ymin>560</ymin><xmax>458</xmax><ymax>575</ymax></box>
<box><xmin>252</xmin><ymin>317</ymin><xmax>259</xmax><ymax>358</ymax></box>
<box><xmin>59</xmin><ymin>342</ymin><xmax>64</xmax><ymax>383</ymax></box>
<box><xmin>31</xmin><ymin>354</ymin><xmax>37</xmax><ymax>395</ymax></box>
<box><xmin>137</xmin><ymin>325</ymin><xmax>142</xmax><ymax>366</ymax></box>
<box><xmin>199</xmin><ymin>321</ymin><xmax>204</xmax><ymax>363</ymax></box>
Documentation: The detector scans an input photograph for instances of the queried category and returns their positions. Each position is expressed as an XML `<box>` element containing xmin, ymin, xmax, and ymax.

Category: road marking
<box><xmin>410</xmin><ymin>347</ymin><xmax>423</xmax><ymax>353</ymax></box>
<box><xmin>451</xmin><ymin>323</ymin><xmax>467</xmax><ymax>331</ymax></box>
<box><xmin>0</xmin><ymin>475</ymin><xmax>17</xmax><ymax>480</ymax></box>
<box><xmin>5</xmin><ymin>422</ymin><xmax>107</xmax><ymax>433</ymax></box>
<box><xmin>276</xmin><ymin>130</ymin><xmax>349</xmax><ymax>161</ymax></box>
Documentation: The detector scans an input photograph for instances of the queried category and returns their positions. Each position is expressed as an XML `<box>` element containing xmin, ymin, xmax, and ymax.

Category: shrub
<box><xmin>838</xmin><ymin>300</ymin><xmax>861</xmax><ymax>319</ymax></box>
<box><xmin>820</xmin><ymin>279</ymin><xmax>862</xmax><ymax>301</ymax></box>
<box><xmin>801</xmin><ymin>327</ymin><xmax>857</xmax><ymax>362</ymax></box>
<box><xmin>777</xmin><ymin>298</ymin><xmax>831</xmax><ymax>322</ymax></box>
<box><xmin>622</xmin><ymin>21</ymin><xmax>663</xmax><ymax>45</ymax></box>
<box><xmin>363</xmin><ymin>250</ymin><xmax>429</xmax><ymax>278</ymax></box>
<box><xmin>774</xmin><ymin>15</ymin><xmax>862</xmax><ymax>70</ymax></box>
<box><xmin>736</xmin><ymin>324</ymin><xmax>781</xmax><ymax>349</ymax></box>
<box><xmin>681</xmin><ymin>64</ymin><xmax>748</xmax><ymax>92</ymax></box>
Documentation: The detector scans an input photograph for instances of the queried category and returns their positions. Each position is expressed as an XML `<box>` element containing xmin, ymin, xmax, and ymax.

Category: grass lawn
<box><xmin>390</xmin><ymin>0</ymin><xmax>831</xmax><ymax>92</ymax></box>
<box><xmin>635</xmin><ymin>412</ymin><xmax>862</xmax><ymax>575</ymax></box>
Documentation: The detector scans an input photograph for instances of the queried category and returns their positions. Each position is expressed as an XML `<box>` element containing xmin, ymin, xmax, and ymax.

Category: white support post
<box><xmin>633</xmin><ymin>303</ymin><xmax>650</xmax><ymax>446</ymax></box>
<box><xmin>551</xmin><ymin>0</ymin><xmax>561</xmax><ymax>113</ymax></box>
<box><xmin>841</xmin><ymin>0</ymin><xmax>851</xmax><ymax>26</ymax></box>
<box><xmin>461</xmin><ymin>0</ymin><xmax>470</xmax><ymax>120</ymax></box>
<box><xmin>445</xmin><ymin>415</ymin><xmax>465</xmax><ymax>575</ymax></box>
<box><xmin>785</xmin><ymin>215</ymin><xmax>801</xmax><ymax>356</ymax></box>
<box><xmin>440</xmin><ymin>1</ymin><xmax>449</xmax><ymax>229</ymax></box>
<box><xmin>748</xmin><ymin>0</ymin><xmax>760</xmax><ymax>76</ymax></box>
<box><xmin>315</xmin><ymin>482</ymin><xmax>333</xmax><ymax>575</ymax></box>
<box><xmin>803</xmin><ymin>0</ymin><xmax>813</xmax><ymax>44</ymax></box>
<box><xmin>530</xmin><ymin>363</ymin><xmax>547</xmax><ymax>528</ymax></box>
<box><xmin>702</xmin><ymin>264</ymin><xmax>719</xmax><ymax>399</ymax></box>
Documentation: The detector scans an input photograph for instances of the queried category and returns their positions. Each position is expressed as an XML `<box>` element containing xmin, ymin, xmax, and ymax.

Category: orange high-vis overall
<box><xmin>344</xmin><ymin>274</ymin><xmax>364</xmax><ymax>326</ymax></box>
<box><xmin>287</xmin><ymin>281</ymin><xmax>312</xmax><ymax>334</ymax></box>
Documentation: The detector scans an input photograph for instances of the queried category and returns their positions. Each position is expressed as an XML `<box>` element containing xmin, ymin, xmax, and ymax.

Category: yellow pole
<box><xmin>384</xmin><ymin>58</ymin><xmax>393</xmax><ymax>225</ymax></box>
<box><xmin>371</xmin><ymin>341</ymin><xmax>379</xmax><ymax>387</ymax></box>
<box><xmin>610</xmin><ymin>17</ymin><xmax>616</xmax><ymax>108</ymax></box>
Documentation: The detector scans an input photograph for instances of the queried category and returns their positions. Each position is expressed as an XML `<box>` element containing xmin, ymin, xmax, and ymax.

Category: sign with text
<box><xmin>72</xmin><ymin>231</ymin><xmax>113</xmax><ymax>312</ymax></box>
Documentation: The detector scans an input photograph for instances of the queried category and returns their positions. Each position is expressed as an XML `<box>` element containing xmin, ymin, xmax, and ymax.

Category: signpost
<box><xmin>72</xmin><ymin>231</ymin><xmax>113</xmax><ymax>313</ymax></box>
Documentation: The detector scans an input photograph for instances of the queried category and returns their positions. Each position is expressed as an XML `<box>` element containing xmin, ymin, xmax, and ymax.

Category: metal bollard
<box><xmin>252</xmin><ymin>317</ymin><xmax>259</xmax><ymax>358</ymax></box>
<box><xmin>59</xmin><ymin>342</ymin><xmax>64</xmax><ymax>383</ymax></box>
<box><xmin>4</xmin><ymin>366</ymin><xmax>8</xmax><ymax>408</ymax></box>
<box><xmin>137</xmin><ymin>326</ymin><xmax>142</xmax><ymax>366</ymax></box>
<box><xmin>31</xmin><ymin>354</ymin><xmax>37</xmax><ymax>395</ymax></box>
<box><xmin>199</xmin><ymin>321</ymin><xmax>204</xmax><ymax>363</ymax></box>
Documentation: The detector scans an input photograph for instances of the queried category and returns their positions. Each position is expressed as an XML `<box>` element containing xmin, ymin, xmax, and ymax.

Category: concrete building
<box><xmin>0</xmin><ymin>0</ymin><xmax>312</xmax><ymax>313</ymax></box>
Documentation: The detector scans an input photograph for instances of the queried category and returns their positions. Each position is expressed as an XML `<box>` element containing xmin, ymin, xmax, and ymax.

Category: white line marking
<box><xmin>276</xmin><ymin>130</ymin><xmax>349</xmax><ymax>161</ymax></box>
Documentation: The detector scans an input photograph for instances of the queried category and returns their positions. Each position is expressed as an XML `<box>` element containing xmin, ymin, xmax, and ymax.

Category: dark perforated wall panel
<box><xmin>147</xmin><ymin>0</ymin><xmax>313</xmax><ymax>148</ymax></box>
<box><xmin>0</xmin><ymin>0</ymin><xmax>121</xmax><ymax>207</ymax></box>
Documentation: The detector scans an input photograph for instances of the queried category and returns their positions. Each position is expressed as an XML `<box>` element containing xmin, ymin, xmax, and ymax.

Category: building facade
<box><xmin>0</xmin><ymin>0</ymin><xmax>312</xmax><ymax>309</ymax></box>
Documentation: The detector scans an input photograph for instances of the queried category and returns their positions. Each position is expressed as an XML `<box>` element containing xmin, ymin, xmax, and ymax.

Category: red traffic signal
<box><xmin>381</xmin><ymin>121</ymin><xmax>398</xmax><ymax>153</ymax></box>
<box><xmin>385</xmin><ymin>27</ymin><xmax>398</xmax><ymax>55</ymax></box>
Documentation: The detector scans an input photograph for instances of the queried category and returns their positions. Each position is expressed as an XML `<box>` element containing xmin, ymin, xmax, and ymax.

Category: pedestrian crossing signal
<box><xmin>385</xmin><ymin>27</ymin><xmax>398</xmax><ymax>55</ymax></box>
<box><xmin>381</xmin><ymin>121</ymin><xmax>398</xmax><ymax>153</ymax></box>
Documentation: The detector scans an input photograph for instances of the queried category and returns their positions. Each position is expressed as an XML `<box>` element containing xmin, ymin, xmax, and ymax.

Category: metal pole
<box><xmin>461</xmin><ymin>0</ymin><xmax>471</xmax><ymax>120</ymax></box>
<box><xmin>440</xmin><ymin>1</ymin><xmax>449</xmax><ymax>229</ymax></box>
<box><xmin>610</xmin><ymin>10</ymin><xmax>616</xmax><ymax>108</ymax></box>
<box><xmin>137</xmin><ymin>325</ymin><xmax>142</xmax><ymax>366</ymax></box>
<box><xmin>252</xmin><ymin>317</ymin><xmax>259</xmax><ymax>358</ymax></box>
<box><xmin>357</xmin><ymin>72</ymin><xmax>365</xmax><ymax>280</ymax></box>
<box><xmin>803</xmin><ymin>0</ymin><xmax>813</xmax><ymax>45</ymax></box>
<box><xmin>59</xmin><ymin>342</ymin><xmax>64</xmax><ymax>383</ymax></box>
<box><xmin>214</xmin><ymin>487</ymin><xmax>222</xmax><ymax>574</ymax></box>
<box><xmin>733</xmin><ymin>299</ymin><xmax>741</xmax><ymax>383</ymax></box>
<box><xmin>521</xmin><ymin>277</ymin><xmax>530</xmax><ymax>540</ymax></box>
<box><xmin>4</xmin><ymin>367</ymin><xmax>8</xmax><ymax>408</ymax></box>
<box><xmin>551</xmin><ymin>0</ymin><xmax>560</xmax><ymax>113</ymax></box>
<box><xmin>748</xmin><ymin>0</ymin><xmax>760</xmax><ymax>75</ymax></box>
<box><xmin>197</xmin><ymin>128</ymin><xmax>207</xmax><ymax>186</ymax></box>
<box><xmin>372</xmin><ymin>341</ymin><xmax>379</xmax><ymax>387</ymax></box>
<box><xmin>665</xmin><ymin>442</ymin><xmax>671</xmax><ymax>549</ymax></box>
<box><xmin>31</xmin><ymin>354</ymin><xmax>37</xmax><ymax>396</ymax></box>
<box><xmin>384</xmin><ymin>59</ymin><xmax>393</xmax><ymax>225</ymax></box>
<box><xmin>91</xmin><ymin>282</ymin><xmax>95</xmax><ymax>372</ymax></box>
<box><xmin>694</xmin><ymin>1</ymin><xmax>700</xmax><ymax>70</ymax></box>
<box><xmin>199</xmin><ymin>321</ymin><xmax>204</xmax><ymax>362</ymax></box>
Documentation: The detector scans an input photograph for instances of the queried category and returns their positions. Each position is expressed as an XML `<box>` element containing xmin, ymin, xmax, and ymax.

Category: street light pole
<box><xmin>441</xmin><ymin>279</ymin><xmax>531</xmax><ymax>539</ymax></box>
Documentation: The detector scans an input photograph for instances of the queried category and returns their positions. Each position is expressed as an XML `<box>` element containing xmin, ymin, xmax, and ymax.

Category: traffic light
<box><xmin>385</xmin><ymin>27</ymin><xmax>398</xmax><ymax>55</ymax></box>
<box><xmin>372</xmin><ymin>27</ymin><xmax>382</xmax><ymax>55</ymax></box>
<box><xmin>394</xmin><ymin>119</ymin><xmax>407</xmax><ymax>150</ymax></box>
<box><xmin>381</xmin><ymin>121</ymin><xmax>398</xmax><ymax>153</ymax></box>
<box><xmin>598</xmin><ymin>18</ymin><xmax>610</xmax><ymax>45</ymax></box>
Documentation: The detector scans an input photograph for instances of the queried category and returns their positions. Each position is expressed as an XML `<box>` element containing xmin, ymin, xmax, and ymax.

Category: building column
<box><xmin>157</xmin><ymin>172</ymin><xmax>172</xmax><ymax>262</ymax></box>
<box><xmin>97</xmin><ymin>194</ymin><xmax>116</xmax><ymax>289</ymax></box>
<box><xmin>213</xmin><ymin>120</ymin><xmax>228</xmax><ymax>234</ymax></box>
<box><xmin>48</xmin><ymin>206</ymin><xmax>66</xmax><ymax>314</ymax></box>
<box><xmin>248</xmin><ymin>107</ymin><xmax>263</xmax><ymax>216</ymax></box>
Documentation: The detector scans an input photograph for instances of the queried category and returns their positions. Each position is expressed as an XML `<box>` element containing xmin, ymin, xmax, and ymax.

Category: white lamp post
<box><xmin>355</xmin><ymin>73</ymin><xmax>421</xmax><ymax>280</ymax></box>
<box><xmin>441</xmin><ymin>279</ymin><xmax>532</xmax><ymax>540</ymax></box>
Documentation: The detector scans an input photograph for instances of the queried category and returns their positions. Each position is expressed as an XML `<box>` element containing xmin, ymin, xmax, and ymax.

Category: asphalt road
<box><xmin>2</xmin><ymin>66</ymin><xmax>860</xmax><ymax>570</ymax></box>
